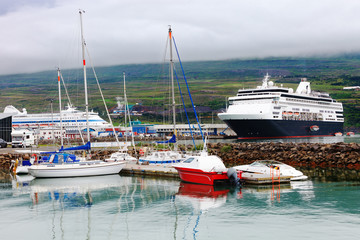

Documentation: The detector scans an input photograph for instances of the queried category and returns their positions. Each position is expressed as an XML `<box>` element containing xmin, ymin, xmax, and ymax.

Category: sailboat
<box><xmin>10</xmin><ymin>68</ymin><xmax>76</xmax><ymax>175</ymax></box>
<box><xmin>138</xmin><ymin>27</ymin><xmax>183</xmax><ymax>164</ymax></box>
<box><xmin>28</xmin><ymin>10</ymin><xmax>125</xmax><ymax>178</ymax></box>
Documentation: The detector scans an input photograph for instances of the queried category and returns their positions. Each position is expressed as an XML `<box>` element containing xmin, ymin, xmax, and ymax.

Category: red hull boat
<box><xmin>174</xmin><ymin>166</ymin><xmax>229</xmax><ymax>185</ymax></box>
<box><xmin>173</xmin><ymin>151</ymin><xmax>241</xmax><ymax>186</ymax></box>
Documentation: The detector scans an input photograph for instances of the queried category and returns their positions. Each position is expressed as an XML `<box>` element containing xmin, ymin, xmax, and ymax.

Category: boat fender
<box><xmin>12</xmin><ymin>159</ymin><xmax>19</xmax><ymax>174</ymax></box>
<box><xmin>30</xmin><ymin>154</ymin><xmax>38</xmax><ymax>165</ymax></box>
<box><xmin>227</xmin><ymin>168</ymin><xmax>241</xmax><ymax>187</ymax></box>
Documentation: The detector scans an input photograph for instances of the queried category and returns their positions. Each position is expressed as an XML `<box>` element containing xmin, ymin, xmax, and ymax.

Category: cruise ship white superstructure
<box><xmin>4</xmin><ymin>104</ymin><xmax>111</xmax><ymax>131</ymax></box>
<box><xmin>218</xmin><ymin>74</ymin><xmax>344</xmax><ymax>139</ymax></box>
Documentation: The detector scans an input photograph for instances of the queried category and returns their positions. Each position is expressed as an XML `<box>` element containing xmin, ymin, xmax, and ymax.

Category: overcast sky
<box><xmin>1</xmin><ymin>0</ymin><xmax>360</xmax><ymax>75</ymax></box>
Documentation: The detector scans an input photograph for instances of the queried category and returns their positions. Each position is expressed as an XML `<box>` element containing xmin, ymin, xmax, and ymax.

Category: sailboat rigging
<box><xmin>105</xmin><ymin>72</ymin><xmax>137</xmax><ymax>162</ymax></box>
<box><xmin>28</xmin><ymin>10</ymin><xmax>125</xmax><ymax>178</ymax></box>
<box><xmin>138</xmin><ymin>27</ymin><xmax>184</xmax><ymax>164</ymax></box>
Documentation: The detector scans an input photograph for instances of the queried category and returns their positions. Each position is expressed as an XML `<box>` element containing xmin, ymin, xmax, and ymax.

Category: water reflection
<box><xmin>175</xmin><ymin>182</ymin><xmax>229</xmax><ymax>212</ymax></box>
<box><xmin>1</xmin><ymin>172</ymin><xmax>360</xmax><ymax>240</ymax></box>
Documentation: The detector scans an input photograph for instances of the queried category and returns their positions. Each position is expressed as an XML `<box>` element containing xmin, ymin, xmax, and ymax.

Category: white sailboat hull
<box><xmin>28</xmin><ymin>161</ymin><xmax>125</xmax><ymax>178</ymax></box>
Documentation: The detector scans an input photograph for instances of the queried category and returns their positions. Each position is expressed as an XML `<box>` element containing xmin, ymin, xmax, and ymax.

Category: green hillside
<box><xmin>0</xmin><ymin>56</ymin><xmax>359</xmax><ymax>127</ymax></box>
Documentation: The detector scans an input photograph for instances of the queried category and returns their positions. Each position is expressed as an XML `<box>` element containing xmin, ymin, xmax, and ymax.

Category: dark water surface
<box><xmin>0</xmin><ymin>170</ymin><xmax>359</xmax><ymax>240</ymax></box>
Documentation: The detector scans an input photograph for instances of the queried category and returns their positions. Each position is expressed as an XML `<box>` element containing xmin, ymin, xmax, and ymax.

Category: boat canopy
<box><xmin>176</xmin><ymin>154</ymin><xmax>227</xmax><ymax>172</ymax></box>
<box><xmin>41</xmin><ymin>142</ymin><xmax>91</xmax><ymax>154</ymax></box>
<box><xmin>59</xmin><ymin>141</ymin><xmax>91</xmax><ymax>152</ymax></box>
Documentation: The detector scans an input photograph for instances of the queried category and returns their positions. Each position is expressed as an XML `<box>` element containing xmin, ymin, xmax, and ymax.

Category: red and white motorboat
<box><xmin>173</xmin><ymin>148</ymin><xmax>241</xmax><ymax>186</ymax></box>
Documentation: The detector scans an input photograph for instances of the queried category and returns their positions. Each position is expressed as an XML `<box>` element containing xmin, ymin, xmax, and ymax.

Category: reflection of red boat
<box><xmin>173</xmin><ymin>152</ymin><xmax>231</xmax><ymax>185</ymax></box>
<box><xmin>176</xmin><ymin>182</ymin><xmax>230</xmax><ymax>212</ymax></box>
<box><xmin>177</xmin><ymin>182</ymin><xmax>229</xmax><ymax>198</ymax></box>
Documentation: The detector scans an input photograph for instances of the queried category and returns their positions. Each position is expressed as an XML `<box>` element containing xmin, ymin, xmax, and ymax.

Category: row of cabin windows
<box><xmin>42</xmin><ymin>132</ymin><xmax>62</xmax><ymax>135</ymax></box>
<box><xmin>274</xmin><ymin>107</ymin><xmax>337</xmax><ymax>114</ymax></box>
<box><xmin>285</xmin><ymin>97</ymin><xmax>332</xmax><ymax>105</ymax></box>
<box><xmin>157</xmin><ymin>129</ymin><xmax>204</xmax><ymax>132</ymax></box>
<box><xmin>320</xmin><ymin>110</ymin><xmax>334</xmax><ymax>113</ymax></box>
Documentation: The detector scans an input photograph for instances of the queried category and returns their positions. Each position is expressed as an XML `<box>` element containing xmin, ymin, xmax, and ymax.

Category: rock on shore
<box><xmin>207</xmin><ymin>142</ymin><xmax>360</xmax><ymax>170</ymax></box>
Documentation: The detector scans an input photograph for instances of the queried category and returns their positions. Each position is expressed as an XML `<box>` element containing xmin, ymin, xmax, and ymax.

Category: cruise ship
<box><xmin>218</xmin><ymin>74</ymin><xmax>344</xmax><ymax>139</ymax></box>
<box><xmin>4</xmin><ymin>104</ymin><xmax>112</xmax><ymax>131</ymax></box>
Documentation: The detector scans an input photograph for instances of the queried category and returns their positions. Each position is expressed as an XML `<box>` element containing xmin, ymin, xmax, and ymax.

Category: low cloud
<box><xmin>1</xmin><ymin>0</ymin><xmax>360</xmax><ymax>75</ymax></box>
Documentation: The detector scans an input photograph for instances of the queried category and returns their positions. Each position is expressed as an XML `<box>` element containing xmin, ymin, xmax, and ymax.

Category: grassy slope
<box><xmin>0</xmin><ymin>56</ymin><xmax>359</xmax><ymax>127</ymax></box>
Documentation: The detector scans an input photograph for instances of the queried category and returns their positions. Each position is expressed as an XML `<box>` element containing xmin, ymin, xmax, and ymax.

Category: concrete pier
<box><xmin>121</xmin><ymin>162</ymin><xmax>180</xmax><ymax>179</ymax></box>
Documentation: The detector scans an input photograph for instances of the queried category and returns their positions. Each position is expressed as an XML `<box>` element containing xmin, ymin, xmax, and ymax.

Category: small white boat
<box><xmin>105</xmin><ymin>150</ymin><xmax>137</xmax><ymax>162</ymax></box>
<box><xmin>10</xmin><ymin>153</ymin><xmax>50</xmax><ymax>175</ymax></box>
<box><xmin>28</xmin><ymin>158</ymin><xmax>125</xmax><ymax>178</ymax></box>
<box><xmin>233</xmin><ymin>160</ymin><xmax>308</xmax><ymax>181</ymax></box>
<box><xmin>139</xmin><ymin>150</ymin><xmax>183</xmax><ymax>164</ymax></box>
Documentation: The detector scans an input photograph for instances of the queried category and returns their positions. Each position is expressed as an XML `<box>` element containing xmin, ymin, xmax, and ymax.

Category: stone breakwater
<box><xmin>206</xmin><ymin>142</ymin><xmax>360</xmax><ymax>170</ymax></box>
<box><xmin>1</xmin><ymin>142</ymin><xmax>360</xmax><ymax>170</ymax></box>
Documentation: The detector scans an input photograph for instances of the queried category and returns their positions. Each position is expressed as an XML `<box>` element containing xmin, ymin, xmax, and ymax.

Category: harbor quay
<box><xmin>1</xmin><ymin>142</ymin><xmax>360</xmax><ymax>172</ymax></box>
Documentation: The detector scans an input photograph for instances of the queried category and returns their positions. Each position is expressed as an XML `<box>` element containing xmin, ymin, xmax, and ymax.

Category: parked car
<box><xmin>0</xmin><ymin>138</ymin><xmax>7</xmax><ymax>148</ymax></box>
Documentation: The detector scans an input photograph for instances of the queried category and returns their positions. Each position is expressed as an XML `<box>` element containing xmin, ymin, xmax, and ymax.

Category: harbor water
<box><xmin>0</xmin><ymin>171</ymin><xmax>359</xmax><ymax>239</ymax></box>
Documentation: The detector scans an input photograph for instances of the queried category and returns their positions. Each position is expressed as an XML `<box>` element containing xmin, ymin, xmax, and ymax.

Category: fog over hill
<box><xmin>0</xmin><ymin>57</ymin><xmax>359</xmax><ymax>127</ymax></box>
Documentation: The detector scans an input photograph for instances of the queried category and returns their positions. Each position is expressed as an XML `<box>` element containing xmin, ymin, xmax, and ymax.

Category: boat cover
<box><xmin>156</xmin><ymin>134</ymin><xmax>176</xmax><ymax>144</ymax></box>
<box><xmin>41</xmin><ymin>142</ymin><xmax>91</xmax><ymax>154</ymax></box>
<box><xmin>59</xmin><ymin>141</ymin><xmax>91</xmax><ymax>152</ymax></box>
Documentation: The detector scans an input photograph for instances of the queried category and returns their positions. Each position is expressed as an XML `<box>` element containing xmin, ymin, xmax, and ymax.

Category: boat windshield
<box><xmin>250</xmin><ymin>160</ymin><xmax>282</xmax><ymax>167</ymax></box>
<box><xmin>184</xmin><ymin>157</ymin><xmax>195</xmax><ymax>163</ymax></box>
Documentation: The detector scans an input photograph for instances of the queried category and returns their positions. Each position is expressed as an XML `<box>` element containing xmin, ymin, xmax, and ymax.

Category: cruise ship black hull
<box><xmin>222</xmin><ymin>119</ymin><xmax>344</xmax><ymax>139</ymax></box>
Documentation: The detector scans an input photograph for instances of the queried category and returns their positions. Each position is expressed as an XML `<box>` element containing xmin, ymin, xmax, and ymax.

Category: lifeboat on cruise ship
<box><xmin>346</xmin><ymin>132</ymin><xmax>355</xmax><ymax>137</ymax></box>
<box><xmin>310</xmin><ymin>125</ymin><xmax>319</xmax><ymax>132</ymax></box>
<box><xmin>334</xmin><ymin>132</ymin><xmax>343</xmax><ymax>136</ymax></box>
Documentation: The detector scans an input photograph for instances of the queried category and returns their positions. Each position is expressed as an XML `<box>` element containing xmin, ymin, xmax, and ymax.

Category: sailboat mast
<box><xmin>123</xmin><ymin>72</ymin><xmax>127</xmax><ymax>143</ymax></box>
<box><xmin>79</xmin><ymin>10</ymin><xmax>90</xmax><ymax>141</ymax></box>
<box><xmin>123</xmin><ymin>72</ymin><xmax>136</xmax><ymax>149</ymax></box>
<box><xmin>57</xmin><ymin>68</ymin><xmax>63</xmax><ymax>147</ymax></box>
<box><xmin>169</xmin><ymin>27</ymin><xmax>176</xmax><ymax>136</ymax></box>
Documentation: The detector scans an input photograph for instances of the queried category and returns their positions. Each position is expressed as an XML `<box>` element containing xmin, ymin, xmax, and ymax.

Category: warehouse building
<box><xmin>0</xmin><ymin>113</ymin><xmax>12</xmax><ymax>142</ymax></box>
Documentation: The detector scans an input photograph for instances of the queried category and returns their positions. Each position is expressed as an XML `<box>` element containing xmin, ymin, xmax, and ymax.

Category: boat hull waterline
<box><xmin>28</xmin><ymin>161</ymin><xmax>125</xmax><ymax>178</ymax></box>
<box><xmin>174</xmin><ymin>167</ymin><xmax>229</xmax><ymax>185</ymax></box>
